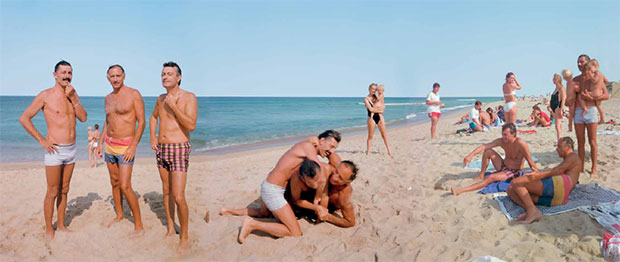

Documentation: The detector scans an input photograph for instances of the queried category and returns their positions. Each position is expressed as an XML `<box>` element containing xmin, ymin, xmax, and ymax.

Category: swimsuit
<box><xmin>504</xmin><ymin>89</ymin><xmax>517</xmax><ymax>112</ymax></box>
<box><xmin>550</xmin><ymin>91</ymin><xmax>561</xmax><ymax>112</ymax></box>
<box><xmin>574</xmin><ymin>106</ymin><xmax>599</xmax><ymax>124</ymax></box>
<box><xmin>366</xmin><ymin>98</ymin><xmax>381</xmax><ymax>124</ymax></box>
<box><xmin>500</xmin><ymin>163</ymin><xmax>522</xmax><ymax>181</ymax></box>
<box><xmin>156</xmin><ymin>142</ymin><xmax>191</xmax><ymax>172</ymax></box>
<box><xmin>104</xmin><ymin>136</ymin><xmax>134</xmax><ymax>165</ymax></box>
<box><xmin>261</xmin><ymin>180</ymin><xmax>288</xmax><ymax>211</ymax></box>
<box><xmin>44</xmin><ymin>143</ymin><xmax>77</xmax><ymax>166</ymax></box>
<box><xmin>537</xmin><ymin>174</ymin><xmax>572</xmax><ymax>206</ymax></box>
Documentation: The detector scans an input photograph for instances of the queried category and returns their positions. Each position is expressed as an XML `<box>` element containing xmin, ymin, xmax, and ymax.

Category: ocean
<box><xmin>0</xmin><ymin>96</ymin><xmax>500</xmax><ymax>163</ymax></box>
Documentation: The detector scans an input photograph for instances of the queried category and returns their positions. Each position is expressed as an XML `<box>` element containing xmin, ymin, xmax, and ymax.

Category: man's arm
<box><xmin>123</xmin><ymin>90</ymin><xmax>146</xmax><ymax>162</ymax></box>
<box><xmin>326</xmin><ymin>192</ymin><xmax>355</xmax><ymax>228</ymax></box>
<box><xmin>19</xmin><ymin>93</ymin><xmax>57</xmax><ymax>153</ymax></box>
<box><xmin>165</xmin><ymin>92</ymin><xmax>197</xmax><ymax>132</ymax></box>
<box><xmin>97</xmin><ymin>122</ymin><xmax>107</xmax><ymax>157</ymax></box>
<box><xmin>520</xmin><ymin>140</ymin><xmax>538</xmax><ymax>172</ymax></box>
<box><xmin>66</xmin><ymin>85</ymin><xmax>87</xmax><ymax>122</ymax></box>
<box><xmin>149</xmin><ymin>96</ymin><xmax>160</xmax><ymax>150</ymax></box>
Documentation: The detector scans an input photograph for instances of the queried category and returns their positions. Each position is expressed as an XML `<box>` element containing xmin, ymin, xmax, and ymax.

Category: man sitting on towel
<box><xmin>451</xmin><ymin>123</ymin><xmax>538</xmax><ymax>195</ymax></box>
<box><xmin>507</xmin><ymin>137</ymin><xmax>581</xmax><ymax>224</ymax></box>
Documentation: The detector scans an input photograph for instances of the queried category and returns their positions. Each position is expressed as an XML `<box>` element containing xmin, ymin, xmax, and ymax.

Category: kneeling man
<box><xmin>507</xmin><ymin>137</ymin><xmax>581</xmax><ymax>224</ymax></box>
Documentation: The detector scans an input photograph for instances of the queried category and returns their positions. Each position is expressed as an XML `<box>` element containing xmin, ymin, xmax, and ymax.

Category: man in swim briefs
<box><xmin>19</xmin><ymin>60</ymin><xmax>87</xmax><ymax>240</ymax></box>
<box><xmin>506</xmin><ymin>137</ymin><xmax>581</xmax><ymax>224</ymax></box>
<box><xmin>451</xmin><ymin>123</ymin><xmax>538</xmax><ymax>195</ymax></box>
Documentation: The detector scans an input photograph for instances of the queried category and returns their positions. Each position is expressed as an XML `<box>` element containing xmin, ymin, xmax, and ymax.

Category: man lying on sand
<box><xmin>506</xmin><ymin>137</ymin><xmax>580</xmax><ymax>224</ymax></box>
<box><xmin>451</xmin><ymin>123</ymin><xmax>538</xmax><ymax>195</ymax></box>
<box><xmin>220</xmin><ymin>130</ymin><xmax>341</xmax><ymax>243</ymax></box>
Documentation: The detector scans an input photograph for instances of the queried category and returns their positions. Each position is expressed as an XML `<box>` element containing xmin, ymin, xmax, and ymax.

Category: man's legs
<box><xmin>507</xmin><ymin>180</ymin><xmax>544</xmax><ymax>224</ymax></box>
<box><xmin>171</xmin><ymin>171</ymin><xmax>189</xmax><ymax>244</ymax></box>
<box><xmin>106</xmin><ymin>162</ymin><xmax>124</xmax><ymax>227</ymax></box>
<box><xmin>568</xmin><ymin>104</ymin><xmax>574</xmax><ymax>132</ymax></box>
<box><xmin>158</xmin><ymin>167</ymin><xmax>176</xmax><ymax>236</ymax></box>
<box><xmin>220</xmin><ymin>200</ymin><xmax>270</xmax><ymax>217</ymax></box>
<box><xmin>451</xmin><ymin>171</ymin><xmax>508</xmax><ymax>195</ymax></box>
<box><xmin>238</xmin><ymin>203</ymin><xmax>302</xmax><ymax>244</ymax></box>
<box><xmin>574</xmin><ymin>123</ymin><xmax>586</xmax><ymax>172</ymax></box>
<box><xmin>44</xmin><ymin>165</ymin><xmax>63</xmax><ymax>240</ymax></box>
<box><xmin>586</xmin><ymin>123</ymin><xmax>598</xmax><ymax>175</ymax></box>
<box><xmin>56</xmin><ymin>163</ymin><xmax>74</xmax><ymax>232</ymax></box>
<box><xmin>476</xmin><ymin>149</ymin><xmax>503</xmax><ymax>180</ymax></box>
<box><xmin>119</xmin><ymin>164</ymin><xmax>143</xmax><ymax>233</ymax></box>
<box><xmin>430</xmin><ymin>115</ymin><xmax>439</xmax><ymax>139</ymax></box>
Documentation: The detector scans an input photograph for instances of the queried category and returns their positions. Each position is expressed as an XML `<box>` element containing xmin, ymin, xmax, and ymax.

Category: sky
<box><xmin>0</xmin><ymin>0</ymin><xmax>618</xmax><ymax>97</ymax></box>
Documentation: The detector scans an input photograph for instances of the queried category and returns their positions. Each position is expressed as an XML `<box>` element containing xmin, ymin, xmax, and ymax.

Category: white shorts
<box><xmin>260</xmin><ymin>180</ymin><xmax>287</xmax><ymax>211</ymax></box>
<box><xmin>44</xmin><ymin>143</ymin><xmax>77</xmax><ymax>166</ymax></box>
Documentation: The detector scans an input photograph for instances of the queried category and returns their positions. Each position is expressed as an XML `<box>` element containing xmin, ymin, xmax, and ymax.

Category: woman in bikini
<box><xmin>364</xmin><ymin>83</ymin><xmax>392</xmax><ymax>156</ymax></box>
<box><xmin>503</xmin><ymin>72</ymin><xmax>521</xmax><ymax>124</ymax></box>
<box><xmin>550</xmin><ymin>74</ymin><xmax>566</xmax><ymax>141</ymax></box>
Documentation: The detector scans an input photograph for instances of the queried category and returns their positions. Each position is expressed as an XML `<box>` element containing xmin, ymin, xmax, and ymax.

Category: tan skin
<box><xmin>426</xmin><ymin>86</ymin><xmax>445</xmax><ymax>139</ymax></box>
<box><xmin>530</xmin><ymin>108</ymin><xmax>549</xmax><ymax>127</ymax></box>
<box><xmin>502</xmin><ymin>74</ymin><xmax>521</xmax><ymax>124</ymax></box>
<box><xmin>551</xmin><ymin>75</ymin><xmax>566</xmax><ymax>141</ymax></box>
<box><xmin>364</xmin><ymin>85</ymin><xmax>392</xmax><ymax>156</ymax></box>
<box><xmin>95</xmin><ymin>66</ymin><xmax>146</xmax><ymax>234</ymax></box>
<box><xmin>506</xmin><ymin>142</ymin><xmax>581</xmax><ymax>224</ymax></box>
<box><xmin>89</xmin><ymin>127</ymin><xmax>100</xmax><ymax>167</ymax></box>
<box><xmin>480</xmin><ymin>110</ymin><xmax>491</xmax><ymax>127</ymax></box>
<box><xmin>470</xmin><ymin>104</ymin><xmax>483</xmax><ymax>132</ymax></box>
<box><xmin>149</xmin><ymin>66</ymin><xmax>197</xmax><ymax>250</ymax></box>
<box><xmin>19</xmin><ymin>64</ymin><xmax>87</xmax><ymax>240</ymax></box>
<box><xmin>572</xmin><ymin>57</ymin><xmax>610</xmax><ymax>176</ymax></box>
<box><xmin>563</xmin><ymin>73</ymin><xmax>575</xmax><ymax>132</ymax></box>
<box><xmin>451</xmin><ymin>129</ymin><xmax>538</xmax><ymax>195</ymax></box>
<box><xmin>232</xmin><ymin>137</ymin><xmax>338</xmax><ymax>244</ymax></box>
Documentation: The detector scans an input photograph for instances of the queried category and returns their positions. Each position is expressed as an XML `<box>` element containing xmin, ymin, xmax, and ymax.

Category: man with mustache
<box><xmin>96</xmin><ymin>64</ymin><xmax>145</xmax><ymax>235</ymax></box>
<box><xmin>19</xmin><ymin>60</ymin><xmax>87</xmax><ymax>240</ymax></box>
<box><xmin>150</xmin><ymin>61</ymin><xmax>197</xmax><ymax>252</ymax></box>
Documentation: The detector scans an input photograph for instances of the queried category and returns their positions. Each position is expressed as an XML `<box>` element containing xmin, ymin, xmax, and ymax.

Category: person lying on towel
<box><xmin>506</xmin><ymin>137</ymin><xmax>581</xmax><ymax>224</ymax></box>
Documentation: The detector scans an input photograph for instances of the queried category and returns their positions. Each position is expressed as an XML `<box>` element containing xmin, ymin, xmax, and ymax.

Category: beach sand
<box><xmin>1</xmin><ymin>98</ymin><xmax>619</xmax><ymax>261</ymax></box>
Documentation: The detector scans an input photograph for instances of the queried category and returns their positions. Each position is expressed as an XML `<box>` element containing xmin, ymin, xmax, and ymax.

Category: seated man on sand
<box><xmin>468</xmin><ymin>101</ymin><xmax>484</xmax><ymax>132</ymax></box>
<box><xmin>506</xmin><ymin>137</ymin><xmax>581</xmax><ymax>224</ymax></box>
<box><xmin>287</xmin><ymin>146</ymin><xmax>359</xmax><ymax>228</ymax></box>
<box><xmin>451</xmin><ymin>123</ymin><xmax>538</xmax><ymax>195</ymax></box>
<box><xmin>220</xmin><ymin>130</ymin><xmax>341</xmax><ymax>243</ymax></box>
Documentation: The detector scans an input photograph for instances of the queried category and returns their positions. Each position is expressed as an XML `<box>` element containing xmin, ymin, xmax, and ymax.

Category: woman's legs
<box><xmin>553</xmin><ymin>108</ymin><xmax>563</xmax><ymax>140</ymax></box>
<box><xmin>377</xmin><ymin>116</ymin><xmax>392</xmax><ymax>156</ymax></box>
<box><xmin>366</xmin><ymin>117</ymin><xmax>376</xmax><ymax>155</ymax></box>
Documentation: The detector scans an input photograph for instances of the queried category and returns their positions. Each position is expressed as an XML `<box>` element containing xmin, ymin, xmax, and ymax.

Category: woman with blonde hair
<box><xmin>550</xmin><ymin>73</ymin><xmax>566</xmax><ymax>140</ymax></box>
<box><xmin>502</xmin><ymin>72</ymin><xmax>522</xmax><ymax>124</ymax></box>
<box><xmin>364</xmin><ymin>83</ymin><xmax>392</xmax><ymax>156</ymax></box>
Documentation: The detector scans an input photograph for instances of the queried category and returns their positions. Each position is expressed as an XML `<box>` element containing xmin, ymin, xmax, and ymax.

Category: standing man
<box><xmin>96</xmin><ymin>65</ymin><xmax>145</xmax><ymax>234</ymax></box>
<box><xmin>572</xmin><ymin>54</ymin><xmax>609</xmax><ymax>175</ymax></box>
<box><xmin>19</xmin><ymin>60</ymin><xmax>87</xmax><ymax>240</ymax></box>
<box><xmin>150</xmin><ymin>62</ymin><xmax>197</xmax><ymax>250</ymax></box>
<box><xmin>426</xmin><ymin>83</ymin><xmax>445</xmax><ymax>139</ymax></box>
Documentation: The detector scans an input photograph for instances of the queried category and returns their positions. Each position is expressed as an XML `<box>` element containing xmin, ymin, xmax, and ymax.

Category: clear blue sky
<box><xmin>1</xmin><ymin>0</ymin><xmax>618</xmax><ymax>97</ymax></box>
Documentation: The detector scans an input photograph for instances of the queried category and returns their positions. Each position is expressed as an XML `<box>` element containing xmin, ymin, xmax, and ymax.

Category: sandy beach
<box><xmin>1</xmin><ymin>98</ymin><xmax>619</xmax><ymax>261</ymax></box>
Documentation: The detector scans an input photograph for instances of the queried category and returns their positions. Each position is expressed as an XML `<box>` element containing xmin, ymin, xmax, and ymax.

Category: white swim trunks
<box><xmin>44</xmin><ymin>143</ymin><xmax>77</xmax><ymax>166</ymax></box>
<box><xmin>260</xmin><ymin>180</ymin><xmax>287</xmax><ymax>211</ymax></box>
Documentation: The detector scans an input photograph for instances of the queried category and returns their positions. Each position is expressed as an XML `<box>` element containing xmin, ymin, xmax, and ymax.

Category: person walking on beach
<box><xmin>506</xmin><ymin>137</ymin><xmax>581</xmax><ymax>224</ymax></box>
<box><xmin>88</xmin><ymin>124</ymin><xmax>101</xmax><ymax>167</ymax></box>
<box><xmin>96</xmin><ymin>64</ymin><xmax>145</xmax><ymax>235</ymax></box>
<box><xmin>573</xmin><ymin>55</ymin><xmax>610</xmax><ymax>176</ymax></box>
<box><xmin>503</xmin><ymin>72</ymin><xmax>522</xmax><ymax>124</ymax></box>
<box><xmin>19</xmin><ymin>60</ymin><xmax>87</xmax><ymax>240</ymax></box>
<box><xmin>364</xmin><ymin>83</ymin><xmax>392</xmax><ymax>156</ymax></box>
<box><xmin>426</xmin><ymin>83</ymin><xmax>445</xmax><ymax>139</ymax></box>
<box><xmin>550</xmin><ymin>73</ymin><xmax>566</xmax><ymax>140</ymax></box>
<box><xmin>149</xmin><ymin>62</ymin><xmax>197</xmax><ymax>251</ymax></box>
<box><xmin>451</xmin><ymin>123</ymin><xmax>538</xmax><ymax>195</ymax></box>
<box><xmin>221</xmin><ymin>130</ymin><xmax>340</xmax><ymax>243</ymax></box>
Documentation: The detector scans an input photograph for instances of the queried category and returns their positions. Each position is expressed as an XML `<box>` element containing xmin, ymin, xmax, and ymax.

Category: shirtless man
<box><xmin>572</xmin><ymin>55</ymin><xmax>609</xmax><ymax>175</ymax></box>
<box><xmin>96</xmin><ymin>65</ymin><xmax>145</xmax><ymax>235</ymax></box>
<box><xmin>479</xmin><ymin>108</ymin><xmax>491</xmax><ymax>130</ymax></box>
<box><xmin>19</xmin><ymin>60</ymin><xmax>87</xmax><ymax>240</ymax></box>
<box><xmin>451</xmin><ymin>123</ymin><xmax>538</xmax><ymax>195</ymax></box>
<box><xmin>225</xmin><ymin>130</ymin><xmax>340</xmax><ymax>243</ymax></box>
<box><xmin>290</xmin><ymin>152</ymin><xmax>359</xmax><ymax>228</ymax></box>
<box><xmin>507</xmin><ymin>137</ymin><xmax>581</xmax><ymax>224</ymax></box>
<box><xmin>149</xmin><ymin>62</ymin><xmax>197</xmax><ymax>249</ymax></box>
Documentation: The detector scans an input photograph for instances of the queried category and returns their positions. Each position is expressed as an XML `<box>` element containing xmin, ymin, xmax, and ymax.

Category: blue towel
<box><xmin>476</xmin><ymin>171</ymin><xmax>533</xmax><ymax>194</ymax></box>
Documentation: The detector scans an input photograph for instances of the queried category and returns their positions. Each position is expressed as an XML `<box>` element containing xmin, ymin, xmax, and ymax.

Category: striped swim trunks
<box><xmin>156</xmin><ymin>142</ymin><xmax>191</xmax><ymax>172</ymax></box>
<box><xmin>537</xmin><ymin>174</ymin><xmax>572</xmax><ymax>207</ymax></box>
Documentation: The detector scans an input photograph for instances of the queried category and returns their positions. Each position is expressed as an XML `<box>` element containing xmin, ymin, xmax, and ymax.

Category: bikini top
<box><xmin>503</xmin><ymin>89</ymin><xmax>516</xmax><ymax>97</ymax></box>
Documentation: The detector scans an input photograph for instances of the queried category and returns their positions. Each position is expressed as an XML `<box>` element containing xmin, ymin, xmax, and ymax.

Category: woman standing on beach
<box><xmin>503</xmin><ymin>72</ymin><xmax>521</xmax><ymax>124</ymax></box>
<box><xmin>364</xmin><ymin>83</ymin><xmax>392</xmax><ymax>156</ymax></box>
<box><xmin>550</xmin><ymin>73</ymin><xmax>566</xmax><ymax>140</ymax></box>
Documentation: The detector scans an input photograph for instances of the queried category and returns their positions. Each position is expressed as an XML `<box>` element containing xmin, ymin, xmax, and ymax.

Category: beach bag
<box><xmin>602</xmin><ymin>233</ymin><xmax>620</xmax><ymax>262</ymax></box>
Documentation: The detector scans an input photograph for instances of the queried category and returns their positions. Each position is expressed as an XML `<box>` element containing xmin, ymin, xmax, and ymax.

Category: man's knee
<box><xmin>120</xmin><ymin>183</ymin><xmax>132</xmax><ymax>194</ymax></box>
<box><xmin>173</xmin><ymin>192</ymin><xmax>186</xmax><ymax>203</ymax></box>
<box><xmin>60</xmin><ymin>184</ymin><xmax>70</xmax><ymax>194</ymax></box>
<box><xmin>484</xmin><ymin>149</ymin><xmax>496</xmax><ymax>158</ymax></box>
<box><xmin>110</xmin><ymin>178</ymin><xmax>120</xmax><ymax>187</ymax></box>
<box><xmin>290</xmin><ymin>228</ymin><xmax>303</xmax><ymax>237</ymax></box>
<box><xmin>46</xmin><ymin>188</ymin><xmax>59</xmax><ymax>199</ymax></box>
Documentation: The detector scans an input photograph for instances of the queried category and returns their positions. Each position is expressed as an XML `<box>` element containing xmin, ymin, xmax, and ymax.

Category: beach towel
<box><xmin>477</xmin><ymin>171</ymin><xmax>534</xmax><ymax>194</ymax></box>
<box><xmin>578</xmin><ymin>201</ymin><xmax>620</xmax><ymax>236</ymax></box>
<box><xmin>494</xmin><ymin>183</ymin><xmax>620</xmax><ymax>221</ymax></box>
<box><xmin>465</xmin><ymin>156</ymin><xmax>538</xmax><ymax>171</ymax></box>
<box><xmin>598</xmin><ymin>130</ymin><xmax>620</xmax><ymax>135</ymax></box>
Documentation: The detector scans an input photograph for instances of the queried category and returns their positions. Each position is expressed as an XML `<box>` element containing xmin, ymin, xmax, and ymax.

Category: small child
<box><xmin>561</xmin><ymin>69</ymin><xmax>574</xmax><ymax>131</ymax></box>
<box><xmin>577</xmin><ymin>59</ymin><xmax>608</xmax><ymax>123</ymax></box>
